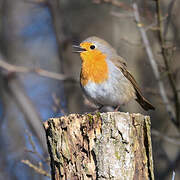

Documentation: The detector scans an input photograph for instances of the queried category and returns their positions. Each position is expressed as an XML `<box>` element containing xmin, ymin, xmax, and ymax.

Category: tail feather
<box><xmin>135</xmin><ymin>92</ymin><xmax>155</xmax><ymax>111</ymax></box>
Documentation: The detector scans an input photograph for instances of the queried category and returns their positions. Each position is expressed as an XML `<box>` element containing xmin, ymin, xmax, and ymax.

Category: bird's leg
<box><xmin>114</xmin><ymin>105</ymin><xmax>120</xmax><ymax>112</ymax></box>
<box><xmin>94</xmin><ymin>105</ymin><xmax>103</xmax><ymax>113</ymax></box>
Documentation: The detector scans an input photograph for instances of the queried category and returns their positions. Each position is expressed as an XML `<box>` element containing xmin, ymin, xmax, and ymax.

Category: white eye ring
<box><xmin>90</xmin><ymin>44</ymin><xmax>96</xmax><ymax>50</ymax></box>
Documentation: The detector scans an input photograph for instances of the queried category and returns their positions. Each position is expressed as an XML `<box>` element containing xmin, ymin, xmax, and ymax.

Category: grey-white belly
<box><xmin>82</xmin><ymin>64</ymin><xmax>135</xmax><ymax>106</ymax></box>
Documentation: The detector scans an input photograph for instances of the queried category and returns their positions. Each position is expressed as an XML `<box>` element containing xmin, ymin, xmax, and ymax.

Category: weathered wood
<box><xmin>44</xmin><ymin>112</ymin><xmax>154</xmax><ymax>180</ymax></box>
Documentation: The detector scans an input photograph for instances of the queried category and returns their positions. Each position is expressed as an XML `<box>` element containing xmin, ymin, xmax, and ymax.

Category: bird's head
<box><xmin>73</xmin><ymin>36</ymin><xmax>116</xmax><ymax>62</ymax></box>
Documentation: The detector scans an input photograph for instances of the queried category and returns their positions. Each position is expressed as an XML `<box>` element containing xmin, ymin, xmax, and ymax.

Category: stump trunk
<box><xmin>44</xmin><ymin>112</ymin><xmax>154</xmax><ymax>180</ymax></box>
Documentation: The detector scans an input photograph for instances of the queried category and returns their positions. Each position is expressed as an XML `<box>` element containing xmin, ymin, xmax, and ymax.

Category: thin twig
<box><xmin>163</xmin><ymin>0</ymin><xmax>176</xmax><ymax>38</ymax></box>
<box><xmin>156</xmin><ymin>0</ymin><xmax>180</xmax><ymax>128</ymax></box>
<box><xmin>110</xmin><ymin>11</ymin><xmax>133</xmax><ymax>18</ymax></box>
<box><xmin>132</xmin><ymin>3</ymin><xmax>176</xmax><ymax>126</ymax></box>
<box><xmin>26</xmin><ymin>130</ymin><xmax>37</xmax><ymax>151</ymax></box>
<box><xmin>22</xmin><ymin>160</ymin><xmax>51</xmax><ymax>177</ymax></box>
<box><xmin>144</xmin><ymin>15</ymin><xmax>168</xmax><ymax>32</ymax></box>
<box><xmin>171</xmin><ymin>171</ymin><xmax>175</xmax><ymax>180</ymax></box>
<box><xmin>25</xmin><ymin>130</ymin><xmax>46</xmax><ymax>161</ymax></box>
<box><xmin>93</xmin><ymin>0</ymin><xmax>133</xmax><ymax>11</ymax></box>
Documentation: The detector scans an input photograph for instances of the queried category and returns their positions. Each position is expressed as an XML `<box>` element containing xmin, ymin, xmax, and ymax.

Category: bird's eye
<box><xmin>90</xmin><ymin>45</ymin><xmax>96</xmax><ymax>50</ymax></box>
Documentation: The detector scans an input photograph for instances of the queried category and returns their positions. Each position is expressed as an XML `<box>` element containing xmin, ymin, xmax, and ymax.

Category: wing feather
<box><xmin>111</xmin><ymin>56</ymin><xmax>155</xmax><ymax>110</ymax></box>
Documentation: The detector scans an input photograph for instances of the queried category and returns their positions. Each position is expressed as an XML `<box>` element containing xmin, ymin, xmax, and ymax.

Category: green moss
<box><xmin>87</xmin><ymin>113</ymin><xmax>94</xmax><ymax>125</ymax></box>
<box><xmin>115</xmin><ymin>151</ymin><xmax>121</xmax><ymax>160</ymax></box>
<box><xmin>95</xmin><ymin>111</ymin><xmax>101</xmax><ymax>119</ymax></box>
<box><xmin>84</xmin><ymin>164</ymin><xmax>88</xmax><ymax>172</ymax></box>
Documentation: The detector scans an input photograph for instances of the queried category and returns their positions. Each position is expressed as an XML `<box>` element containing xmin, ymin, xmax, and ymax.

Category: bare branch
<box><xmin>21</xmin><ymin>160</ymin><xmax>51</xmax><ymax>177</ymax></box>
<box><xmin>0</xmin><ymin>54</ymin><xmax>49</xmax><ymax>151</ymax></box>
<box><xmin>0</xmin><ymin>57</ymin><xmax>76</xmax><ymax>82</ymax></box>
<box><xmin>33</xmin><ymin>68</ymin><xmax>75</xmax><ymax>82</ymax></box>
<box><xmin>6</xmin><ymin>77</ymin><xmax>47</xmax><ymax>151</ymax></box>
<box><xmin>163</xmin><ymin>0</ymin><xmax>176</xmax><ymax>38</ymax></box>
<box><xmin>47</xmin><ymin>0</ymin><xmax>70</xmax><ymax>60</ymax></box>
<box><xmin>132</xmin><ymin>3</ymin><xmax>176</xmax><ymax>127</ymax></box>
<box><xmin>25</xmin><ymin>130</ymin><xmax>37</xmax><ymax>152</ymax></box>
<box><xmin>0</xmin><ymin>52</ymin><xmax>74</xmax><ymax>152</ymax></box>
<box><xmin>110</xmin><ymin>11</ymin><xmax>133</xmax><ymax>18</ymax></box>
<box><xmin>25</xmin><ymin>130</ymin><xmax>46</xmax><ymax>162</ymax></box>
<box><xmin>92</xmin><ymin>0</ymin><xmax>132</xmax><ymax>11</ymax></box>
<box><xmin>156</xmin><ymin>0</ymin><xmax>180</xmax><ymax>128</ymax></box>
<box><xmin>144</xmin><ymin>15</ymin><xmax>168</xmax><ymax>32</ymax></box>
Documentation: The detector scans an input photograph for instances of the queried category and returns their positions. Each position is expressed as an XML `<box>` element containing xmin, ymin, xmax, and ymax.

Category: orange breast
<box><xmin>80</xmin><ymin>50</ymin><xmax>108</xmax><ymax>86</ymax></box>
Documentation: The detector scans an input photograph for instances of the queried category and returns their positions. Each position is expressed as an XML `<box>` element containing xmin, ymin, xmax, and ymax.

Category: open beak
<box><xmin>72</xmin><ymin>45</ymin><xmax>86</xmax><ymax>53</ymax></box>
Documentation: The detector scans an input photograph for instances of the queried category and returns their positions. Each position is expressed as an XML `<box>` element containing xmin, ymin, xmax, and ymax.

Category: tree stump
<box><xmin>44</xmin><ymin>112</ymin><xmax>154</xmax><ymax>180</ymax></box>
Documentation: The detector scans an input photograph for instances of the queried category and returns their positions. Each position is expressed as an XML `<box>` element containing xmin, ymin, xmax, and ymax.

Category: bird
<box><xmin>73</xmin><ymin>36</ymin><xmax>155</xmax><ymax>111</ymax></box>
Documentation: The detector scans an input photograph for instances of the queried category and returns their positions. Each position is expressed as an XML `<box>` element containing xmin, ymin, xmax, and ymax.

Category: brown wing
<box><xmin>110</xmin><ymin>55</ymin><xmax>127</xmax><ymax>68</ymax></box>
<box><xmin>111</xmin><ymin>56</ymin><xmax>155</xmax><ymax>111</ymax></box>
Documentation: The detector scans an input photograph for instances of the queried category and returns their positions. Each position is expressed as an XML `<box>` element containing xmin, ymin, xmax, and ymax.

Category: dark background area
<box><xmin>0</xmin><ymin>0</ymin><xmax>179</xmax><ymax>179</ymax></box>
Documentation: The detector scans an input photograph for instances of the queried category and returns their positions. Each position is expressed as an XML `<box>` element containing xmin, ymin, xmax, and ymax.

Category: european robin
<box><xmin>73</xmin><ymin>36</ymin><xmax>155</xmax><ymax>111</ymax></box>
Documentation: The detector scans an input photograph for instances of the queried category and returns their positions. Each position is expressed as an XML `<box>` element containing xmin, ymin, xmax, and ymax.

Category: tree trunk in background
<box><xmin>44</xmin><ymin>112</ymin><xmax>154</xmax><ymax>180</ymax></box>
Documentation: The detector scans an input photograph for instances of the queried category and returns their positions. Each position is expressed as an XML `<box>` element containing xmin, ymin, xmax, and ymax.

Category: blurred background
<box><xmin>0</xmin><ymin>0</ymin><xmax>179</xmax><ymax>179</ymax></box>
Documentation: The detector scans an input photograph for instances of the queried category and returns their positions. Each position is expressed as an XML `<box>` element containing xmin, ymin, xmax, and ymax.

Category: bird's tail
<box><xmin>135</xmin><ymin>92</ymin><xmax>155</xmax><ymax>111</ymax></box>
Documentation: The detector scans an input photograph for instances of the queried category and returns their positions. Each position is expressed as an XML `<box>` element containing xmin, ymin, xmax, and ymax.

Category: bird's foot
<box><xmin>94</xmin><ymin>105</ymin><xmax>103</xmax><ymax>113</ymax></box>
<box><xmin>114</xmin><ymin>105</ymin><xmax>120</xmax><ymax>112</ymax></box>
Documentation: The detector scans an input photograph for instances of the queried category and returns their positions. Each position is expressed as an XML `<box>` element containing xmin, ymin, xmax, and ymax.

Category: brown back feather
<box><xmin>111</xmin><ymin>56</ymin><xmax>155</xmax><ymax>111</ymax></box>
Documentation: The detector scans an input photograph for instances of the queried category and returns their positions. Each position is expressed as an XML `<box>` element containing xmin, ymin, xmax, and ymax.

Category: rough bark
<box><xmin>44</xmin><ymin>112</ymin><xmax>154</xmax><ymax>180</ymax></box>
